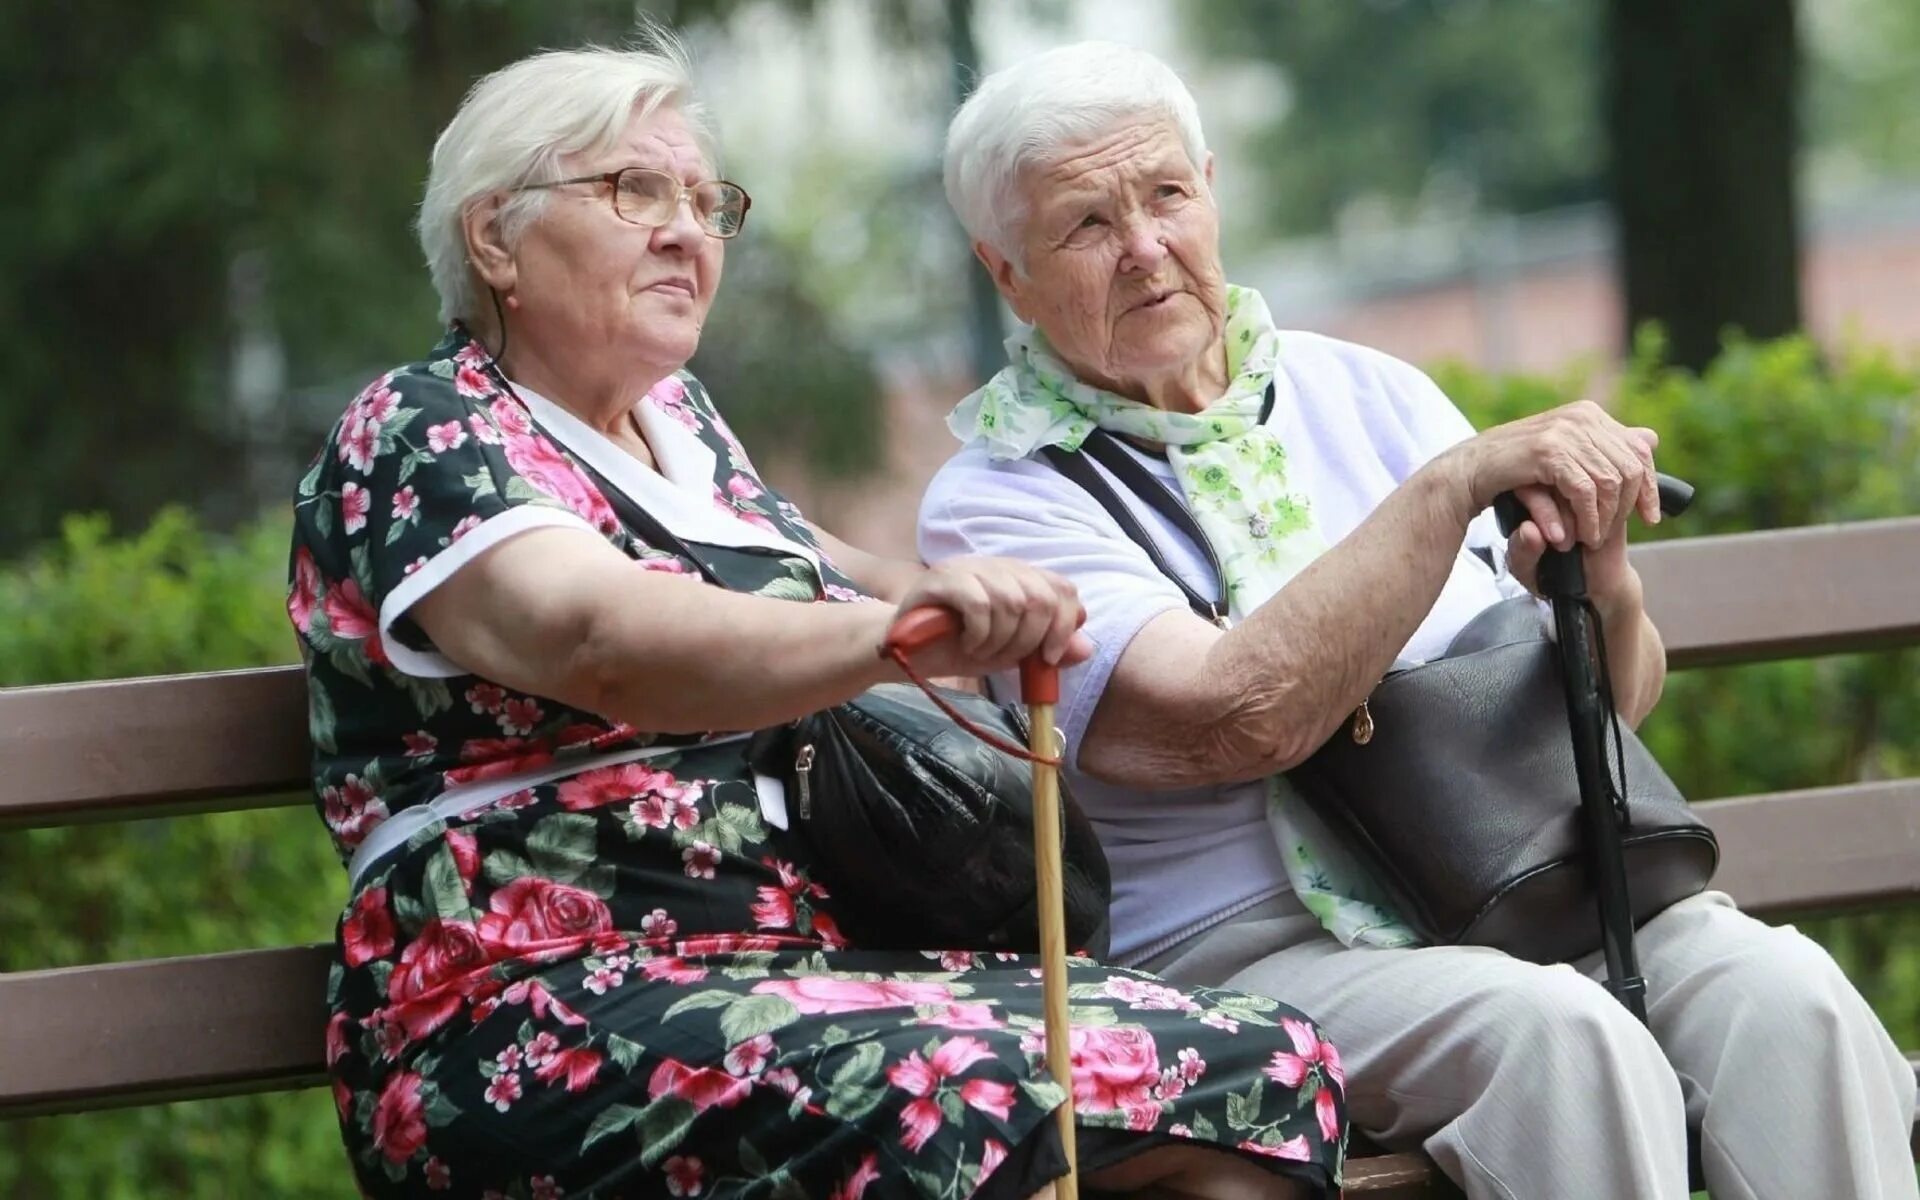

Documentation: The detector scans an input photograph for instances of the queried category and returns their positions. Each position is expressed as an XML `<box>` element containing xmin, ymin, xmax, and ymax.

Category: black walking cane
<box><xmin>1493</xmin><ymin>473</ymin><xmax>1693</xmax><ymax>1023</ymax></box>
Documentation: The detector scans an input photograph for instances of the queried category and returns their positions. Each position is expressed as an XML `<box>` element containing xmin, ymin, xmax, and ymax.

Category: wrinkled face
<box><xmin>988</xmin><ymin>120</ymin><xmax>1225</xmax><ymax>398</ymax></box>
<box><xmin>504</xmin><ymin>106</ymin><xmax>724</xmax><ymax>377</ymax></box>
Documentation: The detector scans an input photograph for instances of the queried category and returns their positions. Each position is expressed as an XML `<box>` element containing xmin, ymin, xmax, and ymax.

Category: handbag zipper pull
<box><xmin>1351</xmin><ymin>699</ymin><xmax>1375</xmax><ymax>745</ymax></box>
<box><xmin>795</xmin><ymin>743</ymin><xmax>815</xmax><ymax>820</ymax></box>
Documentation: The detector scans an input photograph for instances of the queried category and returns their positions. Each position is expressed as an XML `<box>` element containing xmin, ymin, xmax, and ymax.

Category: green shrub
<box><xmin>1435</xmin><ymin>329</ymin><xmax>1920</xmax><ymax>1048</ymax></box>
<box><xmin>0</xmin><ymin>510</ymin><xmax>349</xmax><ymax>1199</ymax></box>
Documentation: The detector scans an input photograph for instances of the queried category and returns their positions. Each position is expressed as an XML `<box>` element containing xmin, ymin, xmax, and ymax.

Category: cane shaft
<box><xmin>1028</xmin><ymin>701</ymin><xmax>1078</xmax><ymax>1197</ymax></box>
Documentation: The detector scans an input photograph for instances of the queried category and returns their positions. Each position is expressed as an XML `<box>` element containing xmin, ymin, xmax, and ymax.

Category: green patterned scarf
<box><xmin>950</xmin><ymin>284</ymin><xmax>1418</xmax><ymax>948</ymax></box>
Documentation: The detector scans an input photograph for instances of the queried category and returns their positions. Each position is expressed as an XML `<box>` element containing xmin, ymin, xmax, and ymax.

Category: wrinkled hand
<box><xmin>1449</xmin><ymin>400</ymin><xmax>1662</xmax><ymax>550</ymax></box>
<box><xmin>1505</xmin><ymin>500</ymin><xmax>1643</xmax><ymax>615</ymax></box>
<box><xmin>889</xmin><ymin>556</ymin><xmax>1093</xmax><ymax>680</ymax></box>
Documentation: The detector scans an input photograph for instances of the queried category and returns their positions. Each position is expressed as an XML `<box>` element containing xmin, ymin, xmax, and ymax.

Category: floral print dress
<box><xmin>289</xmin><ymin>327</ymin><xmax>1347</xmax><ymax>1200</ymax></box>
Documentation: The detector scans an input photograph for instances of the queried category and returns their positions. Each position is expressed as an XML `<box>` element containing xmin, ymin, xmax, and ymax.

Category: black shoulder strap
<box><xmin>1039</xmin><ymin>434</ymin><xmax>1233</xmax><ymax>628</ymax></box>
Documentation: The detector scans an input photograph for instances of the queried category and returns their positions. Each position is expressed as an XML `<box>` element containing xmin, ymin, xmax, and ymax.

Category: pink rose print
<box><xmin>639</xmin><ymin>956</ymin><xmax>708</xmax><ymax>985</ymax></box>
<box><xmin>1201</xmin><ymin>1010</ymin><xmax>1239</xmax><ymax>1034</ymax></box>
<box><xmin>339</xmin><ymin>417</ymin><xmax>379</xmax><ymax>474</ymax></box>
<box><xmin>484</xmin><ymin>1071</ymin><xmax>522</xmax><ymax>1112</ymax></box>
<box><xmin>751</xmin><ymin>977</ymin><xmax>954</xmax><ymax>1015</ymax></box>
<box><xmin>533</xmin><ymin>1046</ymin><xmax>604</xmax><ymax>1093</ymax></box>
<box><xmin>449</xmin><ymin>513</ymin><xmax>485</xmax><ymax>542</ymax></box>
<box><xmin>391</xmin><ymin>486</ymin><xmax>419</xmax><ymax>521</ymax></box>
<box><xmin>640</xmin><ymin>908</ymin><xmax>678</xmax><ymax>939</ymax></box>
<box><xmin>724</xmin><ymin>1033</ymin><xmax>774</xmax><ymax>1077</ymax></box>
<box><xmin>503</xmin><ymin>432</ymin><xmax>619</xmax><ymax>535</ymax></box>
<box><xmin>340</xmin><ymin>480</ymin><xmax>372</xmax><ymax>534</ymax></box>
<box><xmin>446</xmin><ymin>829</ymin><xmax>480</xmax><ymax>887</ymax></box>
<box><xmin>467</xmin><ymin>414</ymin><xmax>503</xmax><ymax>446</ymax></box>
<box><xmin>648</xmin><ymin>376</ymin><xmax>703</xmax><ymax>433</ymax></box>
<box><xmin>454</xmin><ymin>342</ymin><xmax>489</xmax><ymax>371</ymax></box>
<box><xmin>322</xmin><ymin>774</ymin><xmax>388</xmax><ymax>849</ymax></box>
<box><xmin>885</xmin><ymin>1036</ymin><xmax>1008</xmax><ymax>1153</ymax></box>
<box><xmin>465</xmin><ymin>683</ymin><xmax>506</xmax><ymax>714</ymax></box>
<box><xmin>649</xmin><ymin>1060</ymin><xmax>751</xmax><ymax>1113</ymax></box>
<box><xmin>1024</xmin><ymin>1024</ymin><xmax>1164</xmax><ymax>1116</ymax></box>
<box><xmin>322</xmin><ymin>576</ymin><xmax>387</xmax><ymax>664</ymax></box>
<box><xmin>532</xmin><ymin>1176</ymin><xmax>563</xmax><ymax>1200</ymax></box>
<box><xmin>637</xmin><ymin>553</ymin><xmax>696</xmax><ymax>575</ymax></box>
<box><xmin>454</xmin><ymin>364</ymin><xmax>493</xmax><ymax>400</ymax></box>
<box><xmin>326</xmin><ymin>1011</ymin><xmax>353</xmax><ymax>1067</ymax></box>
<box><xmin>1103</xmin><ymin>975</ymin><xmax>1200</xmax><ymax>1013</ymax></box>
<box><xmin>424</xmin><ymin>1156</ymin><xmax>451</xmax><ymax>1190</ymax></box>
<box><xmin>489</xmin><ymin>396</ymin><xmax>533</xmax><ymax>437</ymax></box>
<box><xmin>496</xmin><ymin>696</ymin><xmax>543</xmax><ymax>736</ymax></box>
<box><xmin>918</xmin><ymin>1002</ymin><xmax>1005</xmax><ymax>1031</ymax></box>
<box><xmin>826</xmin><ymin>1153</ymin><xmax>881</xmax><ymax>1200</ymax></box>
<box><xmin>750</xmin><ymin>886</ymin><xmax>795</xmax><ymax>930</ymax></box>
<box><xmin>427</xmin><ymin>420</ymin><xmax>467</xmax><ymax>453</ymax></box>
<box><xmin>356</xmin><ymin>381</ymin><xmax>399</xmax><ymax>427</ymax></box>
<box><xmin>1265</xmin><ymin>1016</ymin><xmax>1342</xmax><ymax>1143</ymax></box>
<box><xmin>682</xmin><ymin>841</ymin><xmax>721</xmax><ymax>880</ymax></box>
<box><xmin>402</xmin><ymin>730</ymin><xmax>438</xmax><ymax>757</ymax></box>
<box><xmin>524</xmin><ymin>1031</ymin><xmax>562</xmax><ymax>1068</ymax></box>
<box><xmin>1238</xmin><ymin>1136</ymin><xmax>1312</xmax><ymax>1162</ymax></box>
<box><xmin>342</xmin><ymin>886</ymin><xmax>396</xmax><ymax>967</ymax></box>
<box><xmin>810</xmin><ymin>911</ymin><xmax>849</xmax><ymax>949</ymax></box>
<box><xmin>477</xmin><ymin>877</ymin><xmax>612</xmax><ymax>960</ymax></box>
<box><xmin>497</xmin><ymin>1044</ymin><xmax>524</xmax><ymax>1072</ymax></box>
<box><xmin>939</xmin><ymin>951</ymin><xmax>977</xmax><ymax>971</ymax></box>
<box><xmin>370</xmin><ymin>1070</ymin><xmax>428</xmax><ymax>1164</ymax></box>
<box><xmin>725</xmin><ymin>473</ymin><xmax>762</xmax><ymax>500</ymax></box>
<box><xmin>981</xmin><ymin>1139</ymin><xmax>1009</xmax><ymax>1178</ymax></box>
<box><xmin>558</xmin><ymin>761</ymin><xmax>699</xmax><ymax>813</ymax></box>
<box><xmin>288</xmin><ymin>547</ymin><xmax>321</xmax><ymax>632</ymax></box>
<box><xmin>664</xmin><ymin>1155</ymin><xmax>705</xmax><ymax>1198</ymax></box>
<box><xmin>385</xmin><ymin>918</ymin><xmax>490</xmax><ymax>1043</ymax></box>
<box><xmin>443</xmin><ymin>736</ymin><xmax>554</xmax><ymax>786</ymax></box>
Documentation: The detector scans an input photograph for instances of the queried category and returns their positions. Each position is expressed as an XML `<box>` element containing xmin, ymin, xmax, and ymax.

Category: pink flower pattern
<box><xmin>297</xmin><ymin>331</ymin><xmax>1342</xmax><ymax>1198</ymax></box>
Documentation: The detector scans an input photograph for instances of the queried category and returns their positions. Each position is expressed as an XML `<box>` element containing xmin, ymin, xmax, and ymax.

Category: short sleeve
<box><xmin>292</xmin><ymin>360</ymin><xmax>613</xmax><ymax>679</ymax></box>
<box><xmin>917</xmin><ymin>450</ymin><xmax>1194</xmax><ymax>766</ymax></box>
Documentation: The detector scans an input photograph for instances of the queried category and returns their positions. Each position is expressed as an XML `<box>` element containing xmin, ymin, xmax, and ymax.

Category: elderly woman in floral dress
<box><xmin>919</xmin><ymin>40</ymin><xmax>1918</xmax><ymax>1200</ymax></box>
<box><xmin>290</xmin><ymin>34</ymin><xmax>1349</xmax><ymax>1200</ymax></box>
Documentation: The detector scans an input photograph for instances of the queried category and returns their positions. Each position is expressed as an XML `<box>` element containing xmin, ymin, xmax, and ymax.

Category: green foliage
<box><xmin>0</xmin><ymin>0</ymin><xmax>884</xmax><ymax>559</ymax></box>
<box><xmin>0</xmin><ymin>510</ymin><xmax>348</xmax><ymax>1198</ymax></box>
<box><xmin>1434</xmin><ymin>330</ymin><xmax>1920</xmax><ymax>1047</ymax></box>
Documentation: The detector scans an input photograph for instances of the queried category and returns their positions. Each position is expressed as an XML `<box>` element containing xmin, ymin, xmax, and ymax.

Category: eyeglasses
<box><xmin>515</xmin><ymin>166</ymin><xmax>752</xmax><ymax>239</ymax></box>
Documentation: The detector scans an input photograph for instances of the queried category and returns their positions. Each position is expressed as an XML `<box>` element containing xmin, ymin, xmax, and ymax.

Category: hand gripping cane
<box><xmin>882</xmin><ymin>608</ymin><xmax>1080</xmax><ymax>1200</ymax></box>
<box><xmin>1492</xmin><ymin>472</ymin><xmax>1693</xmax><ymax>1022</ymax></box>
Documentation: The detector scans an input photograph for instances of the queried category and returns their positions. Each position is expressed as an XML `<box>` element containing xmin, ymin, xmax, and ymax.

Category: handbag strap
<box><xmin>1036</xmin><ymin>379</ymin><xmax>1274</xmax><ymax>627</ymax></box>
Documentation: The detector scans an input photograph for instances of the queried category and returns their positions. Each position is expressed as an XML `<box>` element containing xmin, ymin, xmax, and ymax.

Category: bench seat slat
<box><xmin>0</xmin><ymin>945</ymin><xmax>331</xmax><ymax>1118</ymax></box>
<box><xmin>1635</xmin><ymin>516</ymin><xmax>1920</xmax><ymax>669</ymax></box>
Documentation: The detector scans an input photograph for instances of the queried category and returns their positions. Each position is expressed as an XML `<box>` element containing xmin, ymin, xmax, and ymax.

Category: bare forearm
<box><xmin>1202</xmin><ymin>462</ymin><xmax>1478</xmax><ymax>769</ymax></box>
<box><xmin>1081</xmin><ymin>462</ymin><xmax>1478</xmax><ymax>787</ymax></box>
<box><xmin>1595</xmin><ymin>583</ymin><xmax>1666</xmax><ymax>728</ymax></box>
<box><xmin>576</xmin><ymin>585</ymin><xmax>897</xmax><ymax>733</ymax></box>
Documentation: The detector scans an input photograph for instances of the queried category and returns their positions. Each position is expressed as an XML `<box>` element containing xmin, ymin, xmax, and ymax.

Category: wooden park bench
<box><xmin>4</xmin><ymin>516</ymin><xmax>1918</xmax><ymax>1197</ymax></box>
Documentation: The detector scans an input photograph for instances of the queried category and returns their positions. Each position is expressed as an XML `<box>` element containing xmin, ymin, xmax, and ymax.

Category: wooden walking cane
<box><xmin>883</xmin><ymin>608</ymin><xmax>1080</xmax><ymax>1200</ymax></box>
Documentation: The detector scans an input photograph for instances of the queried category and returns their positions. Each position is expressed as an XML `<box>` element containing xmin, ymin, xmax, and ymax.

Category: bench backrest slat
<box><xmin>0</xmin><ymin>667</ymin><xmax>309</xmax><ymax>830</ymax></box>
<box><xmin>1634</xmin><ymin>517</ymin><xmax>1920</xmax><ymax>669</ymax></box>
<box><xmin>1703</xmin><ymin>780</ymin><xmax>1920</xmax><ymax>916</ymax></box>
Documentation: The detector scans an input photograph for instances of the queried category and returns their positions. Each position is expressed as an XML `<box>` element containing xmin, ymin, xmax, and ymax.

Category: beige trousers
<box><xmin>1141</xmin><ymin>891</ymin><xmax>1917</xmax><ymax>1200</ymax></box>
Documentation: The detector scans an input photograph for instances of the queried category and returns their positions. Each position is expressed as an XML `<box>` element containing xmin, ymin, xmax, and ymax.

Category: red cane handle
<box><xmin>880</xmin><ymin>606</ymin><xmax>1062</xmax><ymax>761</ymax></box>
<box><xmin>884</xmin><ymin>606</ymin><xmax>961</xmax><ymax>657</ymax></box>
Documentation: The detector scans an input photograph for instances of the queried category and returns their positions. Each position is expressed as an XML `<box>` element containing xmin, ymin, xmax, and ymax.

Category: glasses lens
<box><xmin>613</xmin><ymin>169</ymin><xmax>678</xmax><ymax>226</ymax></box>
<box><xmin>696</xmin><ymin>183</ymin><xmax>749</xmax><ymax>238</ymax></box>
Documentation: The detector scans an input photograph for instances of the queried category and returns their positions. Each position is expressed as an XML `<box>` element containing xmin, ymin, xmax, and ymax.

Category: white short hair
<box><xmin>943</xmin><ymin>42</ymin><xmax>1209</xmax><ymax>261</ymax></box>
<box><xmin>418</xmin><ymin>36</ymin><xmax>715</xmax><ymax>324</ymax></box>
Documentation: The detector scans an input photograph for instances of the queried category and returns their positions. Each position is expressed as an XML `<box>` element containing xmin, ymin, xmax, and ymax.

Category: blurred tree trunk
<box><xmin>1606</xmin><ymin>0</ymin><xmax>1802</xmax><ymax>371</ymax></box>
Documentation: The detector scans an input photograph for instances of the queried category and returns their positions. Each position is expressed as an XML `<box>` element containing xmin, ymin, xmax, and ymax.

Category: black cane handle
<box><xmin>1491</xmin><ymin>474</ymin><xmax>1693</xmax><ymax>600</ymax></box>
<box><xmin>1493</xmin><ymin>473</ymin><xmax>1694</xmax><ymax>539</ymax></box>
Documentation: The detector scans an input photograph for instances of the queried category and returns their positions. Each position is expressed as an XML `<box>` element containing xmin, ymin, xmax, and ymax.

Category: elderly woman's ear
<box><xmin>461</xmin><ymin>193</ymin><xmax>518</xmax><ymax>295</ymax></box>
<box><xmin>971</xmin><ymin>240</ymin><xmax>1031</xmax><ymax>323</ymax></box>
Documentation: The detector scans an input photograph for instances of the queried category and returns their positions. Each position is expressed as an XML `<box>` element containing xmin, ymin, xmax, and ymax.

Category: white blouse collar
<box><xmin>506</xmin><ymin>379</ymin><xmax>820</xmax><ymax>567</ymax></box>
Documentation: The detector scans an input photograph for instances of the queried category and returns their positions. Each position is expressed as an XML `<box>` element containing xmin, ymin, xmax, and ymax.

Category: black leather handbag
<box><xmin>586</xmin><ymin>461</ymin><xmax>1112</xmax><ymax>957</ymax></box>
<box><xmin>1043</xmin><ymin>430</ymin><xmax>1717</xmax><ymax>964</ymax></box>
<box><xmin>748</xmin><ymin>686</ymin><xmax>1112</xmax><ymax>957</ymax></box>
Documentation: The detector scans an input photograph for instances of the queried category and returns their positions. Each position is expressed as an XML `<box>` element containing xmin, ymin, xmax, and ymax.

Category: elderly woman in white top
<box><xmin>919</xmin><ymin>40</ymin><xmax>1918</xmax><ymax>1200</ymax></box>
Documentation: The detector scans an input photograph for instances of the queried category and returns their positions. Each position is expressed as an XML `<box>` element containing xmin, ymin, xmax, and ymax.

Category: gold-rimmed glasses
<box><xmin>515</xmin><ymin>166</ymin><xmax>751</xmax><ymax>238</ymax></box>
